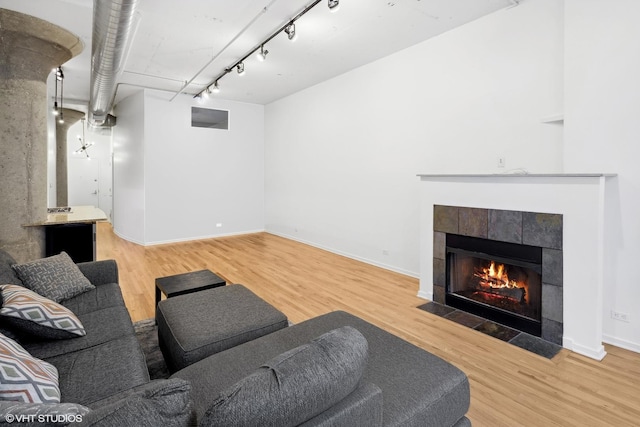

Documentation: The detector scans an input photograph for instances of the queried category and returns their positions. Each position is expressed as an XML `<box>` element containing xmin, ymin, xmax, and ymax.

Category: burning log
<box><xmin>478</xmin><ymin>285</ymin><xmax>525</xmax><ymax>303</ymax></box>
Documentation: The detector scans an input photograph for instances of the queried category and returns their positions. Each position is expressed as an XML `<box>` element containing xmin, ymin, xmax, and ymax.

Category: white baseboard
<box><xmin>417</xmin><ymin>290</ymin><xmax>432</xmax><ymax>301</ymax></box>
<box><xmin>112</xmin><ymin>230</ymin><xmax>145</xmax><ymax>246</ymax></box>
<box><xmin>603</xmin><ymin>334</ymin><xmax>640</xmax><ymax>354</ymax></box>
<box><xmin>563</xmin><ymin>338</ymin><xmax>607</xmax><ymax>361</ymax></box>
<box><xmin>113</xmin><ymin>229</ymin><xmax>266</xmax><ymax>246</ymax></box>
<box><xmin>267</xmin><ymin>231</ymin><xmax>419</xmax><ymax>279</ymax></box>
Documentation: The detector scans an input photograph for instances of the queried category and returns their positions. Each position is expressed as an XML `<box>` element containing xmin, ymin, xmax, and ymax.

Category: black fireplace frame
<box><xmin>445</xmin><ymin>234</ymin><xmax>543</xmax><ymax>337</ymax></box>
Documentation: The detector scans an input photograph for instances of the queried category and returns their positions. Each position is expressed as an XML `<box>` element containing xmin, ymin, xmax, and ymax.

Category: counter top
<box><xmin>24</xmin><ymin>206</ymin><xmax>108</xmax><ymax>226</ymax></box>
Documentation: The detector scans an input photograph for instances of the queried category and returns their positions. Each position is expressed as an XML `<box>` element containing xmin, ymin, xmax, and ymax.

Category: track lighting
<box><xmin>52</xmin><ymin>67</ymin><xmax>64</xmax><ymax>116</ymax></box>
<box><xmin>53</xmin><ymin>66</ymin><xmax>64</xmax><ymax>119</ymax></box>
<box><xmin>193</xmin><ymin>0</ymin><xmax>339</xmax><ymax>99</ymax></box>
<box><xmin>202</xmin><ymin>87</ymin><xmax>210</xmax><ymax>98</ymax></box>
<box><xmin>257</xmin><ymin>45</ymin><xmax>269</xmax><ymax>62</ymax></box>
<box><xmin>284</xmin><ymin>22</ymin><xmax>296</xmax><ymax>41</ymax></box>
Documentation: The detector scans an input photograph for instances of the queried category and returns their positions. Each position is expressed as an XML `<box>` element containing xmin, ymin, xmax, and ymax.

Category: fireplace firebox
<box><xmin>446</xmin><ymin>234</ymin><xmax>542</xmax><ymax>336</ymax></box>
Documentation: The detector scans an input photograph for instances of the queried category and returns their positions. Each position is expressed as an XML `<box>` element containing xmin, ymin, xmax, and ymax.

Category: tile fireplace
<box><xmin>418</xmin><ymin>173</ymin><xmax>615</xmax><ymax>360</ymax></box>
<box><xmin>432</xmin><ymin>205</ymin><xmax>563</xmax><ymax>345</ymax></box>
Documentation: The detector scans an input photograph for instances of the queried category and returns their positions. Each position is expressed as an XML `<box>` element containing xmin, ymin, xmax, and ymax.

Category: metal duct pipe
<box><xmin>89</xmin><ymin>0</ymin><xmax>139</xmax><ymax>125</ymax></box>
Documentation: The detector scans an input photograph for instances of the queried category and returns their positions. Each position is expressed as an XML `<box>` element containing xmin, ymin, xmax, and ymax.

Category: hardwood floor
<box><xmin>96</xmin><ymin>223</ymin><xmax>640</xmax><ymax>427</ymax></box>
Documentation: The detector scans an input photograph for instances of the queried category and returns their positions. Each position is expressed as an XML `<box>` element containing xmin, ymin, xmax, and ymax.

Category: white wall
<box><xmin>143</xmin><ymin>90</ymin><xmax>264</xmax><ymax>244</ymax></box>
<box><xmin>265</xmin><ymin>0</ymin><xmax>564</xmax><ymax>276</ymax></box>
<box><xmin>112</xmin><ymin>89</ymin><xmax>265</xmax><ymax>245</ymax></box>
<box><xmin>112</xmin><ymin>91</ymin><xmax>146</xmax><ymax>244</ymax></box>
<box><xmin>564</xmin><ymin>0</ymin><xmax>640</xmax><ymax>352</ymax></box>
<box><xmin>66</xmin><ymin>120</ymin><xmax>112</xmax><ymax>219</ymax></box>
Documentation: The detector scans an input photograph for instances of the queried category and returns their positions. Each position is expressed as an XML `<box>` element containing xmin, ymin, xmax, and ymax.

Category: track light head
<box><xmin>202</xmin><ymin>88</ymin><xmax>210</xmax><ymax>98</ymax></box>
<box><xmin>328</xmin><ymin>0</ymin><xmax>340</xmax><ymax>12</ymax></box>
<box><xmin>52</xmin><ymin>101</ymin><xmax>59</xmax><ymax>116</ymax></box>
<box><xmin>257</xmin><ymin>45</ymin><xmax>269</xmax><ymax>62</ymax></box>
<box><xmin>58</xmin><ymin>111</ymin><xmax>64</xmax><ymax>124</ymax></box>
<box><xmin>237</xmin><ymin>62</ymin><xmax>245</xmax><ymax>75</ymax></box>
<box><xmin>211</xmin><ymin>82</ymin><xmax>220</xmax><ymax>93</ymax></box>
<box><xmin>285</xmin><ymin>22</ymin><xmax>296</xmax><ymax>41</ymax></box>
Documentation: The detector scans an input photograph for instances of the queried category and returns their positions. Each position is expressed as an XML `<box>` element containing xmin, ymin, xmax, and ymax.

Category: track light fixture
<box><xmin>257</xmin><ymin>45</ymin><xmax>269</xmax><ymax>62</ymax></box>
<box><xmin>194</xmin><ymin>0</ymin><xmax>340</xmax><ymax>99</ymax></box>
<box><xmin>284</xmin><ymin>22</ymin><xmax>296</xmax><ymax>41</ymax></box>
<box><xmin>52</xmin><ymin>66</ymin><xmax>65</xmax><ymax>116</ymax></box>
<box><xmin>53</xmin><ymin>66</ymin><xmax>65</xmax><ymax>123</ymax></box>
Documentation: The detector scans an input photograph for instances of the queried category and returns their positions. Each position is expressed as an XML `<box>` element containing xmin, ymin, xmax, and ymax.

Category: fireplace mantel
<box><xmin>418</xmin><ymin>173</ymin><xmax>616</xmax><ymax>178</ymax></box>
<box><xmin>418</xmin><ymin>173</ymin><xmax>617</xmax><ymax>361</ymax></box>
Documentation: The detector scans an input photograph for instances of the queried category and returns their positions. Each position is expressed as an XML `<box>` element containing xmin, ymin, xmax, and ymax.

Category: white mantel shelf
<box><xmin>418</xmin><ymin>173</ymin><xmax>616</xmax><ymax>178</ymax></box>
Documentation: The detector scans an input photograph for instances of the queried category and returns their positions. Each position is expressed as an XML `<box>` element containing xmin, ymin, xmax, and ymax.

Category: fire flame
<box><xmin>473</xmin><ymin>261</ymin><xmax>528</xmax><ymax>303</ymax></box>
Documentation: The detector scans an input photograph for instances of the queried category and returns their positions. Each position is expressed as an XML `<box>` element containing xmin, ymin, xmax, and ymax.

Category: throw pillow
<box><xmin>0</xmin><ymin>332</ymin><xmax>60</xmax><ymax>403</ymax></box>
<box><xmin>0</xmin><ymin>284</ymin><xmax>86</xmax><ymax>340</ymax></box>
<box><xmin>201</xmin><ymin>326</ymin><xmax>369</xmax><ymax>427</ymax></box>
<box><xmin>12</xmin><ymin>252</ymin><xmax>95</xmax><ymax>303</ymax></box>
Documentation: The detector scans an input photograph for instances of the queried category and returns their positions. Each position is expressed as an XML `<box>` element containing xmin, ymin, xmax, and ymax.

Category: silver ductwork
<box><xmin>89</xmin><ymin>0</ymin><xmax>139</xmax><ymax>126</ymax></box>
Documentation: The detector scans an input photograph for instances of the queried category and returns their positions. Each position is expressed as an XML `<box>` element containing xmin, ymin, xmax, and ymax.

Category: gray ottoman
<box><xmin>156</xmin><ymin>284</ymin><xmax>288</xmax><ymax>372</ymax></box>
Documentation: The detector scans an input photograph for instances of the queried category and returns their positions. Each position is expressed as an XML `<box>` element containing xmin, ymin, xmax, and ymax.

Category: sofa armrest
<box><xmin>77</xmin><ymin>260</ymin><xmax>119</xmax><ymax>286</ymax></box>
<box><xmin>299</xmin><ymin>382</ymin><xmax>383</xmax><ymax>427</ymax></box>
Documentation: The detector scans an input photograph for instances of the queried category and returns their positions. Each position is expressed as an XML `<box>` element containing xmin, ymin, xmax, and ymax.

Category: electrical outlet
<box><xmin>497</xmin><ymin>157</ymin><xmax>506</xmax><ymax>168</ymax></box>
<box><xmin>611</xmin><ymin>310</ymin><xmax>630</xmax><ymax>323</ymax></box>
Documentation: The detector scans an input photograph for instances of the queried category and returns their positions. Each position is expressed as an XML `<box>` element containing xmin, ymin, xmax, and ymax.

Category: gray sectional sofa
<box><xmin>0</xmin><ymin>250</ymin><xmax>191</xmax><ymax>426</ymax></box>
<box><xmin>0</xmin><ymin>249</ymin><xmax>471</xmax><ymax>426</ymax></box>
<box><xmin>172</xmin><ymin>310</ymin><xmax>471</xmax><ymax>427</ymax></box>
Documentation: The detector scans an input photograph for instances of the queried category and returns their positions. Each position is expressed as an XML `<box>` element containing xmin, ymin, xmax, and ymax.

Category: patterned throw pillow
<box><xmin>0</xmin><ymin>333</ymin><xmax>60</xmax><ymax>403</ymax></box>
<box><xmin>0</xmin><ymin>285</ymin><xmax>86</xmax><ymax>340</ymax></box>
<box><xmin>11</xmin><ymin>252</ymin><xmax>95</xmax><ymax>303</ymax></box>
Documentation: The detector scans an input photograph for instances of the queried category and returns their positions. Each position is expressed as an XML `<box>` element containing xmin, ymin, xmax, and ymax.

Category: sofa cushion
<box><xmin>45</xmin><ymin>334</ymin><xmax>150</xmax><ymax>405</ymax></box>
<box><xmin>0</xmin><ymin>333</ymin><xmax>60</xmax><ymax>403</ymax></box>
<box><xmin>60</xmin><ymin>282</ymin><xmax>125</xmax><ymax>316</ymax></box>
<box><xmin>12</xmin><ymin>252</ymin><xmax>95</xmax><ymax>303</ymax></box>
<box><xmin>21</xmin><ymin>306</ymin><xmax>135</xmax><ymax>360</ymax></box>
<box><xmin>200</xmin><ymin>326</ymin><xmax>368</xmax><ymax>427</ymax></box>
<box><xmin>0</xmin><ymin>284</ymin><xmax>85</xmax><ymax>340</ymax></box>
<box><xmin>0</xmin><ymin>250</ymin><xmax>21</xmax><ymax>286</ymax></box>
<box><xmin>78</xmin><ymin>379</ymin><xmax>192</xmax><ymax>427</ymax></box>
<box><xmin>0</xmin><ymin>401</ymin><xmax>90</xmax><ymax>426</ymax></box>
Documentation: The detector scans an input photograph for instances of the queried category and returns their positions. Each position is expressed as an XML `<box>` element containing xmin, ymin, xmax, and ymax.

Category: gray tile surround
<box><xmin>458</xmin><ymin>207</ymin><xmax>488</xmax><ymax>238</ymax></box>
<box><xmin>433</xmin><ymin>205</ymin><xmax>563</xmax><ymax>346</ymax></box>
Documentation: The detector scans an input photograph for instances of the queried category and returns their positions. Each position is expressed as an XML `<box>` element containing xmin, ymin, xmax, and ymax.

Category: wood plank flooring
<box><xmin>96</xmin><ymin>223</ymin><xmax>640</xmax><ymax>427</ymax></box>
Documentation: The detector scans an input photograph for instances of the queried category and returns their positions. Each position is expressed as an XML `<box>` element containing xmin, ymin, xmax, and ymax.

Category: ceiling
<box><xmin>0</xmin><ymin>0</ymin><xmax>515</xmax><ymax>106</ymax></box>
